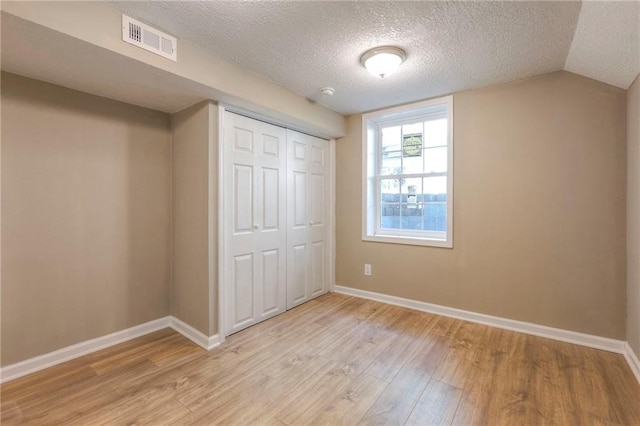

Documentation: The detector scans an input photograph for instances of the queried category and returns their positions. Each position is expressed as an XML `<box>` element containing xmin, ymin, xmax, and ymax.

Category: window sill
<box><xmin>362</xmin><ymin>234</ymin><xmax>452</xmax><ymax>248</ymax></box>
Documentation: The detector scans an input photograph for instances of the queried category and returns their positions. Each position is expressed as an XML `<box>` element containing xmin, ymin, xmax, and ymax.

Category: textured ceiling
<box><xmin>565</xmin><ymin>1</ymin><xmax>640</xmax><ymax>89</ymax></box>
<box><xmin>109</xmin><ymin>1</ymin><xmax>584</xmax><ymax>115</ymax></box>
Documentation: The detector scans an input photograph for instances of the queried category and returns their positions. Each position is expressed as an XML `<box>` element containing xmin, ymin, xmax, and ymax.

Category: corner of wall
<box><xmin>207</xmin><ymin>101</ymin><xmax>220</xmax><ymax>338</ymax></box>
<box><xmin>170</xmin><ymin>100</ymin><xmax>214</xmax><ymax>337</ymax></box>
<box><xmin>626</xmin><ymin>73</ymin><xmax>640</xmax><ymax>357</ymax></box>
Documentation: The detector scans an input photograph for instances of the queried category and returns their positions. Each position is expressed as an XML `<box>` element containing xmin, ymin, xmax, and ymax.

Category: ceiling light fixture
<box><xmin>360</xmin><ymin>46</ymin><xmax>407</xmax><ymax>79</ymax></box>
<box><xmin>320</xmin><ymin>87</ymin><xmax>335</xmax><ymax>96</ymax></box>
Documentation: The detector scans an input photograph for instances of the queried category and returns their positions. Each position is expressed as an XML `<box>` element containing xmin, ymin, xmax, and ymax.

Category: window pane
<box><xmin>423</xmin><ymin>176</ymin><xmax>447</xmax><ymax>232</ymax></box>
<box><xmin>381</xmin><ymin>126</ymin><xmax>401</xmax><ymax>150</ymax></box>
<box><xmin>402</xmin><ymin>177</ymin><xmax>422</xmax><ymax>204</ymax></box>
<box><xmin>380</xmin><ymin>203</ymin><xmax>400</xmax><ymax>229</ymax></box>
<box><xmin>423</xmin><ymin>146</ymin><xmax>447</xmax><ymax>173</ymax></box>
<box><xmin>424</xmin><ymin>118</ymin><xmax>447</xmax><ymax>147</ymax></box>
<box><xmin>423</xmin><ymin>176</ymin><xmax>447</xmax><ymax>200</ymax></box>
<box><xmin>381</xmin><ymin>149</ymin><xmax>401</xmax><ymax>175</ymax></box>
<box><xmin>402</xmin><ymin>154</ymin><xmax>423</xmax><ymax>174</ymax></box>
<box><xmin>423</xmin><ymin>202</ymin><xmax>447</xmax><ymax>231</ymax></box>
<box><xmin>380</xmin><ymin>178</ymin><xmax>400</xmax><ymax>203</ymax></box>
<box><xmin>401</xmin><ymin>204</ymin><xmax>423</xmax><ymax>230</ymax></box>
<box><xmin>401</xmin><ymin>121</ymin><xmax>423</xmax><ymax>175</ymax></box>
<box><xmin>402</xmin><ymin>122</ymin><xmax>422</xmax><ymax>136</ymax></box>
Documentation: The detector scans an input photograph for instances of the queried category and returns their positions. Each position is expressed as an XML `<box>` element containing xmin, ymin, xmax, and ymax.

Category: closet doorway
<box><xmin>221</xmin><ymin>111</ymin><xmax>332</xmax><ymax>336</ymax></box>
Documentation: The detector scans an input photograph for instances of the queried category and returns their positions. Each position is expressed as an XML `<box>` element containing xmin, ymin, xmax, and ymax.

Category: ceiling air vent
<box><xmin>122</xmin><ymin>15</ymin><xmax>177</xmax><ymax>61</ymax></box>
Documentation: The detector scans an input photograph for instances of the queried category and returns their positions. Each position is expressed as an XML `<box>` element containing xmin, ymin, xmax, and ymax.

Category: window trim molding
<box><xmin>361</xmin><ymin>95</ymin><xmax>454</xmax><ymax>248</ymax></box>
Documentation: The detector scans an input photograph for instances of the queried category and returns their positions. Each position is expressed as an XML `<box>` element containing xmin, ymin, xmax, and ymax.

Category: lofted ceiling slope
<box><xmin>110</xmin><ymin>1</ymin><xmax>591</xmax><ymax>115</ymax></box>
<box><xmin>565</xmin><ymin>1</ymin><xmax>640</xmax><ymax>90</ymax></box>
<box><xmin>3</xmin><ymin>1</ymin><xmax>638</xmax><ymax>118</ymax></box>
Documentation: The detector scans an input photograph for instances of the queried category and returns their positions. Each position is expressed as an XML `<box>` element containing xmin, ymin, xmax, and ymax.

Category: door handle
<box><xmin>253</xmin><ymin>223</ymin><xmax>259</xmax><ymax>230</ymax></box>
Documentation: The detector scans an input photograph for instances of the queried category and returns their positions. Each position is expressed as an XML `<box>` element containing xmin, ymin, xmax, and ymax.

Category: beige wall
<box><xmin>628</xmin><ymin>74</ymin><xmax>640</xmax><ymax>354</ymax></box>
<box><xmin>171</xmin><ymin>101</ymin><xmax>217</xmax><ymax>336</ymax></box>
<box><xmin>1</xmin><ymin>73</ymin><xmax>172</xmax><ymax>365</ymax></box>
<box><xmin>336</xmin><ymin>71</ymin><xmax>627</xmax><ymax>339</ymax></box>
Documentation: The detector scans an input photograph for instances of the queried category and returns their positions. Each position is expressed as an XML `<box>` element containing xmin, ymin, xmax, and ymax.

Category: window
<box><xmin>362</xmin><ymin>96</ymin><xmax>453</xmax><ymax>248</ymax></box>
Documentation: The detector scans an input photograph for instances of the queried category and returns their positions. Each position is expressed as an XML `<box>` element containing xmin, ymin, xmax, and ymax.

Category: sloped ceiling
<box><xmin>110</xmin><ymin>1</ymin><xmax>587</xmax><ymax>114</ymax></box>
<box><xmin>565</xmin><ymin>1</ymin><xmax>640</xmax><ymax>90</ymax></box>
<box><xmin>0</xmin><ymin>2</ymin><xmax>346</xmax><ymax>137</ymax></box>
<box><xmin>4</xmin><ymin>1</ymin><xmax>639</xmax><ymax>117</ymax></box>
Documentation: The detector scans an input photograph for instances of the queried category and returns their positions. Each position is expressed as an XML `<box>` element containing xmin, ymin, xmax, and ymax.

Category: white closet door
<box><xmin>286</xmin><ymin>130</ymin><xmax>330</xmax><ymax>309</ymax></box>
<box><xmin>223</xmin><ymin>112</ymin><xmax>287</xmax><ymax>335</ymax></box>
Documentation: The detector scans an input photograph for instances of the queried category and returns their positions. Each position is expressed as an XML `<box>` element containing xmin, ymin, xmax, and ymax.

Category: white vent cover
<box><xmin>122</xmin><ymin>15</ymin><xmax>177</xmax><ymax>61</ymax></box>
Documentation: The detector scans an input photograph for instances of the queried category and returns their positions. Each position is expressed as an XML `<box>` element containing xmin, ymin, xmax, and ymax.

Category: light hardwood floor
<box><xmin>2</xmin><ymin>293</ymin><xmax>639</xmax><ymax>425</ymax></box>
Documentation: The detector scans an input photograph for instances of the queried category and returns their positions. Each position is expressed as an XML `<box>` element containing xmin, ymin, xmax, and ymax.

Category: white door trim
<box><xmin>208</xmin><ymin>102</ymin><xmax>219</xmax><ymax>342</ymax></box>
<box><xmin>217</xmin><ymin>105</ymin><xmax>227</xmax><ymax>341</ymax></box>
<box><xmin>329</xmin><ymin>138</ymin><xmax>336</xmax><ymax>293</ymax></box>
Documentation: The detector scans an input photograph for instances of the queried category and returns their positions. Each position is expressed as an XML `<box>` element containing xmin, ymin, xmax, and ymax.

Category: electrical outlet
<box><xmin>364</xmin><ymin>264</ymin><xmax>372</xmax><ymax>276</ymax></box>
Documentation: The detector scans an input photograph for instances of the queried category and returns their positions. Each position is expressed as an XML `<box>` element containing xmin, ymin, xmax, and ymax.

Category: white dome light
<box><xmin>360</xmin><ymin>46</ymin><xmax>407</xmax><ymax>79</ymax></box>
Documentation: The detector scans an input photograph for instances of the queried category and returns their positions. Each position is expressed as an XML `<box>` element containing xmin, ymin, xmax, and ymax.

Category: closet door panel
<box><xmin>290</xmin><ymin>243</ymin><xmax>308</xmax><ymax>305</ymax></box>
<box><xmin>310</xmin><ymin>241</ymin><xmax>325</xmax><ymax>296</ymax></box>
<box><xmin>286</xmin><ymin>131</ymin><xmax>308</xmax><ymax>308</ymax></box>
<box><xmin>263</xmin><ymin>134</ymin><xmax>280</xmax><ymax>157</ymax></box>
<box><xmin>231</xmin><ymin>253</ymin><xmax>254</xmax><ymax>328</ymax></box>
<box><xmin>310</xmin><ymin>173</ymin><xmax>324</xmax><ymax>226</ymax></box>
<box><xmin>233</xmin><ymin>165</ymin><xmax>254</xmax><ymax>233</ymax></box>
<box><xmin>224</xmin><ymin>112</ymin><xmax>287</xmax><ymax>336</ymax></box>
<box><xmin>309</xmin><ymin>137</ymin><xmax>330</xmax><ymax>297</ymax></box>
<box><xmin>261</xmin><ymin>167</ymin><xmax>280</xmax><ymax>231</ymax></box>
<box><xmin>286</xmin><ymin>130</ymin><xmax>330</xmax><ymax>309</ymax></box>
<box><xmin>292</xmin><ymin>172</ymin><xmax>307</xmax><ymax>228</ymax></box>
<box><xmin>261</xmin><ymin>249</ymin><xmax>280</xmax><ymax>316</ymax></box>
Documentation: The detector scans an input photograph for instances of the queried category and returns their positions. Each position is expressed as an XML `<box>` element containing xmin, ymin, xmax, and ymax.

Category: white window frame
<box><xmin>362</xmin><ymin>95</ymin><xmax>453</xmax><ymax>248</ymax></box>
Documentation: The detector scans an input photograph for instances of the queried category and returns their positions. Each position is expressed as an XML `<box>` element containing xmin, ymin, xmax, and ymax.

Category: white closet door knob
<box><xmin>253</xmin><ymin>223</ymin><xmax>259</xmax><ymax>230</ymax></box>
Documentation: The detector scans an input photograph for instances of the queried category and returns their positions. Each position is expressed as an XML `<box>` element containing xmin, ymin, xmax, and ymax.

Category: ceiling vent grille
<box><xmin>122</xmin><ymin>15</ymin><xmax>177</xmax><ymax>61</ymax></box>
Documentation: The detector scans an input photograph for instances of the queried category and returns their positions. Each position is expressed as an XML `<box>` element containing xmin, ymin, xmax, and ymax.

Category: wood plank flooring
<box><xmin>2</xmin><ymin>293</ymin><xmax>639</xmax><ymax>425</ymax></box>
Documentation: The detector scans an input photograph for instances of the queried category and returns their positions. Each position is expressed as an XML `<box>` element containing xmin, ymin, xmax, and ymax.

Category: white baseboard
<box><xmin>2</xmin><ymin>294</ymin><xmax>636</xmax><ymax>385</ymax></box>
<box><xmin>170</xmin><ymin>316</ymin><xmax>221</xmax><ymax>351</ymax></box>
<box><xmin>1</xmin><ymin>316</ymin><xmax>221</xmax><ymax>384</ymax></box>
<box><xmin>334</xmin><ymin>285</ymin><xmax>627</xmax><ymax>354</ymax></box>
<box><xmin>623</xmin><ymin>342</ymin><xmax>640</xmax><ymax>384</ymax></box>
<box><xmin>0</xmin><ymin>317</ymin><xmax>171</xmax><ymax>384</ymax></box>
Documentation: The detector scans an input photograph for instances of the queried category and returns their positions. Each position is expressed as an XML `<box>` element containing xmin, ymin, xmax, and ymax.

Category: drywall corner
<box><xmin>627</xmin><ymin>73</ymin><xmax>640</xmax><ymax>356</ymax></box>
<box><xmin>171</xmin><ymin>100</ymin><xmax>211</xmax><ymax>336</ymax></box>
<box><xmin>207</xmin><ymin>101</ymin><xmax>219</xmax><ymax>337</ymax></box>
